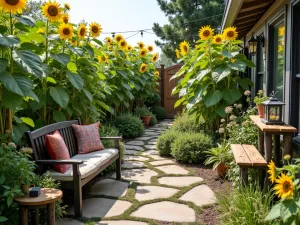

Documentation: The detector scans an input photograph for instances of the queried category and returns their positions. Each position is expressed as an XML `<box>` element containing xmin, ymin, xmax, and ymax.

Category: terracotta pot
<box><xmin>257</xmin><ymin>104</ymin><xmax>264</xmax><ymax>118</ymax></box>
<box><xmin>140</xmin><ymin>116</ymin><xmax>151</xmax><ymax>126</ymax></box>
<box><xmin>216</xmin><ymin>162</ymin><xmax>227</xmax><ymax>178</ymax></box>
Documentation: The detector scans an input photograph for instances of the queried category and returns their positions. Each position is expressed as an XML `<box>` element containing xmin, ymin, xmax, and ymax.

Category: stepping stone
<box><xmin>135</xmin><ymin>186</ymin><xmax>179</xmax><ymax>201</ymax></box>
<box><xmin>111</xmin><ymin>169</ymin><xmax>158</xmax><ymax>184</ymax></box>
<box><xmin>150</xmin><ymin>160</ymin><xmax>174</xmax><ymax>166</ymax></box>
<box><xmin>180</xmin><ymin>184</ymin><xmax>216</xmax><ymax>206</ymax></box>
<box><xmin>68</xmin><ymin>198</ymin><xmax>131</xmax><ymax>218</ymax></box>
<box><xmin>149</xmin><ymin>155</ymin><xmax>168</xmax><ymax>161</ymax></box>
<box><xmin>98</xmin><ymin>221</ymin><xmax>147</xmax><ymax>225</ymax></box>
<box><xmin>136</xmin><ymin>136</ymin><xmax>153</xmax><ymax>141</ymax></box>
<box><xmin>126</xmin><ymin>145</ymin><xmax>144</xmax><ymax>151</ymax></box>
<box><xmin>144</xmin><ymin>132</ymin><xmax>159</xmax><ymax>136</ymax></box>
<box><xmin>158</xmin><ymin>176</ymin><xmax>204</xmax><ymax>187</ymax></box>
<box><xmin>124</xmin><ymin>155</ymin><xmax>149</xmax><ymax>162</ymax></box>
<box><xmin>57</xmin><ymin>218</ymin><xmax>83</xmax><ymax>225</ymax></box>
<box><xmin>122</xmin><ymin>161</ymin><xmax>145</xmax><ymax>169</ymax></box>
<box><xmin>144</xmin><ymin>145</ymin><xmax>156</xmax><ymax>150</ymax></box>
<box><xmin>141</xmin><ymin>150</ymin><xmax>158</xmax><ymax>156</ymax></box>
<box><xmin>131</xmin><ymin>201</ymin><xmax>195</xmax><ymax>222</ymax></box>
<box><xmin>148</xmin><ymin>141</ymin><xmax>157</xmax><ymax>145</ymax></box>
<box><xmin>91</xmin><ymin>179</ymin><xmax>128</xmax><ymax>197</ymax></box>
<box><xmin>156</xmin><ymin>165</ymin><xmax>189</xmax><ymax>175</ymax></box>
<box><xmin>126</xmin><ymin>141</ymin><xmax>145</xmax><ymax>146</ymax></box>
<box><xmin>125</xmin><ymin>150</ymin><xmax>138</xmax><ymax>155</ymax></box>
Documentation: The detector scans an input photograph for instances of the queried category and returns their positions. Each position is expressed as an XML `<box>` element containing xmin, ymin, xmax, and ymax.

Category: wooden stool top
<box><xmin>14</xmin><ymin>188</ymin><xmax>62</xmax><ymax>206</ymax></box>
<box><xmin>250</xmin><ymin>115</ymin><xmax>297</xmax><ymax>133</ymax></box>
<box><xmin>231</xmin><ymin>144</ymin><xmax>267</xmax><ymax>167</ymax></box>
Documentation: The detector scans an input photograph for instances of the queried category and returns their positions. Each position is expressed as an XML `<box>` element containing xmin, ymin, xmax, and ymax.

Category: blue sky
<box><xmin>58</xmin><ymin>0</ymin><xmax>169</xmax><ymax>53</ymax></box>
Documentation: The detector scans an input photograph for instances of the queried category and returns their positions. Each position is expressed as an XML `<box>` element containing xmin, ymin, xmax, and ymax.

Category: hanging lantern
<box><xmin>248</xmin><ymin>34</ymin><xmax>259</xmax><ymax>56</ymax></box>
<box><xmin>261</xmin><ymin>92</ymin><xmax>285</xmax><ymax>125</ymax></box>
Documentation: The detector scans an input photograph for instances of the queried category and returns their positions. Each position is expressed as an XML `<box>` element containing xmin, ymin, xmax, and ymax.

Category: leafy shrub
<box><xmin>149</xmin><ymin>112</ymin><xmax>158</xmax><ymax>126</ymax></box>
<box><xmin>134</xmin><ymin>106</ymin><xmax>152</xmax><ymax>117</ymax></box>
<box><xmin>217</xmin><ymin>184</ymin><xmax>275</xmax><ymax>225</ymax></box>
<box><xmin>152</xmin><ymin>106</ymin><xmax>167</xmax><ymax>119</ymax></box>
<box><xmin>171</xmin><ymin>132</ymin><xmax>212</xmax><ymax>163</ymax></box>
<box><xmin>144</xmin><ymin>93</ymin><xmax>161</xmax><ymax>107</ymax></box>
<box><xmin>110</xmin><ymin>114</ymin><xmax>144</xmax><ymax>138</ymax></box>
<box><xmin>171</xmin><ymin>113</ymin><xmax>208</xmax><ymax>134</ymax></box>
<box><xmin>157</xmin><ymin>129</ymin><xmax>180</xmax><ymax>156</ymax></box>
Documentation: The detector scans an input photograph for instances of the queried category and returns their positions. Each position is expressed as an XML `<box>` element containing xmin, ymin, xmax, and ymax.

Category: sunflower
<box><xmin>119</xmin><ymin>40</ymin><xmax>127</xmax><ymax>50</ymax></box>
<box><xmin>64</xmin><ymin>3</ymin><xmax>70</xmax><ymax>10</ymax></box>
<box><xmin>0</xmin><ymin>0</ymin><xmax>27</xmax><ymax>14</ymax></box>
<box><xmin>37</xmin><ymin>28</ymin><xmax>45</xmax><ymax>34</ymax></box>
<box><xmin>223</xmin><ymin>27</ymin><xmax>238</xmax><ymax>41</ymax></box>
<box><xmin>274</xmin><ymin>173</ymin><xmax>294</xmax><ymax>199</ymax></box>
<box><xmin>127</xmin><ymin>45</ymin><xmax>133</xmax><ymax>51</ymax></box>
<box><xmin>105</xmin><ymin>37</ymin><xmax>113</xmax><ymax>45</ymax></box>
<box><xmin>78</xmin><ymin>24</ymin><xmax>87</xmax><ymax>39</ymax></box>
<box><xmin>154</xmin><ymin>71</ymin><xmax>160</xmax><ymax>76</ymax></box>
<box><xmin>62</xmin><ymin>14</ymin><xmax>69</xmax><ymax>24</ymax></box>
<box><xmin>89</xmin><ymin>22</ymin><xmax>102</xmax><ymax>38</ymax></box>
<box><xmin>267</xmin><ymin>160</ymin><xmax>276</xmax><ymax>183</ymax></box>
<box><xmin>199</xmin><ymin>25</ymin><xmax>214</xmax><ymax>41</ymax></box>
<box><xmin>278</xmin><ymin>26</ymin><xmax>285</xmax><ymax>37</ymax></box>
<box><xmin>137</xmin><ymin>41</ymin><xmax>145</xmax><ymax>49</ymax></box>
<box><xmin>140</xmin><ymin>63</ymin><xmax>147</xmax><ymax>73</ymax></box>
<box><xmin>212</xmin><ymin>34</ymin><xmax>223</xmax><ymax>44</ymax></box>
<box><xmin>179</xmin><ymin>41</ymin><xmax>189</xmax><ymax>56</ymax></box>
<box><xmin>114</xmin><ymin>34</ymin><xmax>123</xmax><ymax>43</ymax></box>
<box><xmin>147</xmin><ymin>45</ymin><xmax>154</xmax><ymax>52</ymax></box>
<box><xmin>175</xmin><ymin>49</ymin><xmax>181</xmax><ymax>59</ymax></box>
<box><xmin>97</xmin><ymin>54</ymin><xmax>108</xmax><ymax>63</ymax></box>
<box><xmin>42</xmin><ymin>1</ymin><xmax>62</xmax><ymax>22</ymax></box>
<box><xmin>58</xmin><ymin>23</ymin><xmax>73</xmax><ymax>40</ymax></box>
<box><xmin>139</xmin><ymin>48</ymin><xmax>147</xmax><ymax>57</ymax></box>
<box><xmin>71</xmin><ymin>40</ymin><xmax>77</xmax><ymax>46</ymax></box>
<box><xmin>152</xmin><ymin>53</ymin><xmax>159</xmax><ymax>62</ymax></box>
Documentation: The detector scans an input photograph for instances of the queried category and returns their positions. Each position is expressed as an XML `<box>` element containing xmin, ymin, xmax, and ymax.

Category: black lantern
<box><xmin>248</xmin><ymin>34</ymin><xmax>259</xmax><ymax>56</ymax></box>
<box><xmin>261</xmin><ymin>92</ymin><xmax>285</xmax><ymax>125</ymax></box>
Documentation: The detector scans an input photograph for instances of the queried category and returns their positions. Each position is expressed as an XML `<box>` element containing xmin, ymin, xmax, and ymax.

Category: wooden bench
<box><xmin>25</xmin><ymin>119</ymin><xmax>122</xmax><ymax>218</ymax></box>
<box><xmin>231</xmin><ymin>144</ymin><xmax>267</xmax><ymax>184</ymax></box>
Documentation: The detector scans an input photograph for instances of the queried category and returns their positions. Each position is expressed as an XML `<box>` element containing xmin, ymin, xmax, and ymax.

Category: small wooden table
<box><xmin>14</xmin><ymin>188</ymin><xmax>63</xmax><ymax>225</ymax></box>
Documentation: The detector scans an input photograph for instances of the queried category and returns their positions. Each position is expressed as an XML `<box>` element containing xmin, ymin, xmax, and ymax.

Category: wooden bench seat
<box><xmin>231</xmin><ymin>144</ymin><xmax>267</xmax><ymax>184</ymax></box>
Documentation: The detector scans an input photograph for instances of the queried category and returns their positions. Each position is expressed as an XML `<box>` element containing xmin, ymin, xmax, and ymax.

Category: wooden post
<box><xmin>283</xmin><ymin>133</ymin><xmax>293</xmax><ymax>164</ymax></box>
<box><xmin>258</xmin><ymin>129</ymin><xmax>265</xmax><ymax>189</ymax></box>
<box><xmin>274</xmin><ymin>135</ymin><xmax>281</xmax><ymax>166</ymax></box>
<box><xmin>19</xmin><ymin>206</ymin><xmax>28</xmax><ymax>225</ymax></box>
<box><xmin>264</xmin><ymin>133</ymin><xmax>272</xmax><ymax>190</ymax></box>
<box><xmin>73</xmin><ymin>164</ymin><xmax>82</xmax><ymax>218</ymax></box>
<box><xmin>115</xmin><ymin>139</ymin><xmax>121</xmax><ymax>180</ymax></box>
<box><xmin>160</xmin><ymin>64</ymin><xmax>165</xmax><ymax>108</ymax></box>
<box><xmin>240</xmin><ymin>167</ymin><xmax>248</xmax><ymax>185</ymax></box>
<box><xmin>47</xmin><ymin>203</ymin><xmax>55</xmax><ymax>225</ymax></box>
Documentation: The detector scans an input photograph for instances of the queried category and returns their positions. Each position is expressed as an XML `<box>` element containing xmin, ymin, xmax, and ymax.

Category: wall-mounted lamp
<box><xmin>248</xmin><ymin>34</ymin><xmax>264</xmax><ymax>56</ymax></box>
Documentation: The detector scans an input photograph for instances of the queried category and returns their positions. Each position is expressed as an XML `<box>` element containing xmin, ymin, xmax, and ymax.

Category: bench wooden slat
<box><xmin>231</xmin><ymin>144</ymin><xmax>251</xmax><ymax>166</ymax></box>
<box><xmin>242</xmin><ymin>144</ymin><xmax>267</xmax><ymax>167</ymax></box>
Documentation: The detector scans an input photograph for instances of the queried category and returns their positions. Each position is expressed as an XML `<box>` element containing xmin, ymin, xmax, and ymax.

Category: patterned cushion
<box><xmin>72</xmin><ymin>122</ymin><xmax>104</xmax><ymax>154</ymax></box>
<box><xmin>45</xmin><ymin>130</ymin><xmax>71</xmax><ymax>173</ymax></box>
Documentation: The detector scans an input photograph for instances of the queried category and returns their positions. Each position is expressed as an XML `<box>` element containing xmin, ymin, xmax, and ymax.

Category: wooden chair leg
<box><xmin>73</xmin><ymin>164</ymin><xmax>82</xmax><ymax>218</ymax></box>
<box><xmin>240</xmin><ymin>167</ymin><xmax>248</xmax><ymax>185</ymax></box>
<box><xmin>115</xmin><ymin>139</ymin><xmax>121</xmax><ymax>180</ymax></box>
<box><xmin>19</xmin><ymin>206</ymin><xmax>28</xmax><ymax>225</ymax></box>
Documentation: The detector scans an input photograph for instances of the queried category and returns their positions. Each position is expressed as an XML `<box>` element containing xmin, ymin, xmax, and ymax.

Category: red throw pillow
<box><xmin>72</xmin><ymin>122</ymin><xmax>104</xmax><ymax>154</ymax></box>
<box><xmin>45</xmin><ymin>130</ymin><xmax>71</xmax><ymax>173</ymax></box>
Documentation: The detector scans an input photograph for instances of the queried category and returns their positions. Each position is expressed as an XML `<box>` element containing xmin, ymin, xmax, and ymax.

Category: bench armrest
<box><xmin>101</xmin><ymin>136</ymin><xmax>122</xmax><ymax>141</ymax></box>
<box><xmin>36</xmin><ymin>159</ymin><xmax>84</xmax><ymax>165</ymax></box>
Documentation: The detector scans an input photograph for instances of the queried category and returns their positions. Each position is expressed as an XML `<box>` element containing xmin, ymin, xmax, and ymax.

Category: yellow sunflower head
<box><xmin>105</xmin><ymin>37</ymin><xmax>113</xmax><ymax>45</ymax></box>
<box><xmin>199</xmin><ymin>25</ymin><xmax>214</xmax><ymax>41</ymax></box>
<box><xmin>42</xmin><ymin>1</ymin><xmax>62</xmax><ymax>22</ymax></box>
<box><xmin>154</xmin><ymin>71</ymin><xmax>160</xmax><ymax>77</ymax></box>
<box><xmin>147</xmin><ymin>45</ymin><xmax>154</xmax><ymax>52</ymax></box>
<box><xmin>223</xmin><ymin>27</ymin><xmax>238</xmax><ymax>41</ymax></box>
<box><xmin>137</xmin><ymin>41</ymin><xmax>145</xmax><ymax>49</ymax></box>
<box><xmin>127</xmin><ymin>45</ymin><xmax>133</xmax><ymax>51</ymax></box>
<box><xmin>212</xmin><ymin>34</ymin><xmax>223</xmax><ymax>45</ymax></box>
<box><xmin>37</xmin><ymin>28</ymin><xmax>45</xmax><ymax>34</ymax></box>
<box><xmin>62</xmin><ymin>14</ymin><xmax>69</xmax><ymax>24</ymax></box>
<box><xmin>64</xmin><ymin>3</ymin><xmax>70</xmax><ymax>11</ymax></box>
<box><xmin>0</xmin><ymin>0</ymin><xmax>27</xmax><ymax>14</ymax></box>
<box><xmin>119</xmin><ymin>40</ymin><xmax>127</xmax><ymax>50</ymax></box>
<box><xmin>279</xmin><ymin>26</ymin><xmax>285</xmax><ymax>37</ymax></box>
<box><xmin>58</xmin><ymin>23</ymin><xmax>73</xmax><ymax>40</ymax></box>
<box><xmin>139</xmin><ymin>48</ymin><xmax>147</xmax><ymax>57</ymax></box>
<box><xmin>152</xmin><ymin>53</ymin><xmax>159</xmax><ymax>62</ymax></box>
<box><xmin>89</xmin><ymin>22</ymin><xmax>102</xmax><ymax>38</ymax></box>
<box><xmin>274</xmin><ymin>173</ymin><xmax>294</xmax><ymax>199</ymax></box>
<box><xmin>179</xmin><ymin>41</ymin><xmax>189</xmax><ymax>56</ymax></box>
<box><xmin>140</xmin><ymin>63</ymin><xmax>147</xmax><ymax>73</ymax></box>
<box><xmin>78</xmin><ymin>24</ymin><xmax>87</xmax><ymax>39</ymax></box>
<box><xmin>114</xmin><ymin>34</ymin><xmax>124</xmax><ymax>43</ymax></box>
<box><xmin>97</xmin><ymin>54</ymin><xmax>108</xmax><ymax>63</ymax></box>
<box><xmin>267</xmin><ymin>160</ymin><xmax>277</xmax><ymax>184</ymax></box>
<box><xmin>175</xmin><ymin>49</ymin><xmax>181</xmax><ymax>59</ymax></box>
<box><xmin>71</xmin><ymin>39</ymin><xmax>77</xmax><ymax>46</ymax></box>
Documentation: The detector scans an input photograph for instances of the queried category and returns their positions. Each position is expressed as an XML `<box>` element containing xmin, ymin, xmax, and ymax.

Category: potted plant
<box><xmin>134</xmin><ymin>106</ymin><xmax>152</xmax><ymax>126</ymax></box>
<box><xmin>204</xmin><ymin>141</ymin><xmax>232</xmax><ymax>178</ymax></box>
<box><xmin>253</xmin><ymin>90</ymin><xmax>269</xmax><ymax>118</ymax></box>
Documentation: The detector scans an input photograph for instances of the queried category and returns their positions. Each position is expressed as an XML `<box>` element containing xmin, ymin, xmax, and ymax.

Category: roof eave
<box><xmin>221</xmin><ymin>0</ymin><xmax>245</xmax><ymax>31</ymax></box>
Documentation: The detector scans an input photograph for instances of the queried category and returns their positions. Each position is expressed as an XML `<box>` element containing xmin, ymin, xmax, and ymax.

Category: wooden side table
<box><xmin>14</xmin><ymin>188</ymin><xmax>63</xmax><ymax>225</ymax></box>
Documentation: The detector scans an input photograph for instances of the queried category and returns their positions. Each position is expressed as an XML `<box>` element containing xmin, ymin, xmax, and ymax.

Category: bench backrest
<box><xmin>25</xmin><ymin>119</ymin><xmax>81</xmax><ymax>174</ymax></box>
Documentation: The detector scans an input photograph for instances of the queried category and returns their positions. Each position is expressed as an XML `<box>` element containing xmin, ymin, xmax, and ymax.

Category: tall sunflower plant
<box><xmin>265</xmin><ymin>157</ymin><xmax>300</xmax><ymax>224</ymax></box>
<box><xmin>172</xmin><ymin>26</ymin><xmax>255</xmax><ymax>129</ymax></box>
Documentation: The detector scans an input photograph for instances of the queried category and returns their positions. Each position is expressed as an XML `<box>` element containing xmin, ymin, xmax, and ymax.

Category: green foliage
<box><xmin>204</xmin><ymin>141</ymin><xmax>232</xmax><ymax>169</ymax></box>
<box><xmin>99</xmin><ymin>125</ymin><xmax>120</xmax><ymax>148</ymax></box>
<box><xmin>152</xmin><ymin>106</ymin><xmax>167</xmax><ymax>119</ymax></box>
<box><xmin>157</xmin><ymin>129</ymin><xmax>180</xmax><ymax>156</ymax></box>
<box><xmin>144</xmin><ymin>92</ymin><xmax>161</xmax><ymax>107</ymax></box>
<box><xmin>171</xmin><ymin>132</ymin><xmax>212</xmax><ymax>163</ymax></box>
<box><xmin>134</xmin><ymin>106</ymin><xmax>152</xmax><ymax>117</ymax></box>
<box><xmin>171</xmin><ymin>112</ymin><xmax>207</xmax><ymax>133</ymax></box>
<box><xmin>149</xmin><ymin>112</ymin><xmax>158</xmax><ymax>126</ymax></box>
<box><xmin>253</xmin><ymin>90</ymin><xmax>269</xmax><ymax>105</ymax></box>
<box><xmin>217</xmin><ymin>184</ymin><xmax>275</xmax><ymax>225</ymax></box>
<box><xmin>110</xmin><ymin>114</ymin><xmax>144</xmax><ymax>138</ymax></box>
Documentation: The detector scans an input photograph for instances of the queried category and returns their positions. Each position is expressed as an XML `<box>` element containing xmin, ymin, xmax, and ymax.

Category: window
<box><xmin>256</xmin><ymin>36</ymin><xmax>264</xmax><ymax>93</ymax></box>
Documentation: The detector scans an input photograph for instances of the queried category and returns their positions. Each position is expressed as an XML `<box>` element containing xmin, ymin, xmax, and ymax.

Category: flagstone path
<box><xmin>58</xmin><ymin>119</ymin><xmax>216</xmax><ymax>225</ymax></box>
